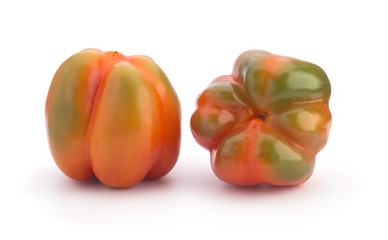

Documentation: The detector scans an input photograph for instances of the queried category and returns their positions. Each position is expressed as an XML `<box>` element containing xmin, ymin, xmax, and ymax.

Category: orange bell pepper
<box><xmin>46</xmin><ymin>49</ymin><xmax>181</xmax><ymax>188</ymax></box>
<box><xmin>191</xmin><ymin>50</ymin><xmax>331</xmax><ymax>186</ymax></box>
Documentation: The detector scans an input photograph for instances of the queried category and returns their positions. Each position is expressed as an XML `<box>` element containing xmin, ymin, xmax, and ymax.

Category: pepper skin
<box><xmin>191</xmin><ymin>50</ymin><xmax>331</xmax><ymax>186</ymax></box>
<box><xmin>46</xmin><ymin>49</ymin><xmax>181</xmax><ymax>188</ymax></box>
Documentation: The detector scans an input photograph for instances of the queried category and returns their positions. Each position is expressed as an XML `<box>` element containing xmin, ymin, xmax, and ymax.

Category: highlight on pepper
<box><xmin>190</xmin><ymin>50</ymin><xmax>331</xmax><ymax>186</ymax></box>
<box><xmin>46</xmin><ymin>49</ymin><xmax>181</xmax><ymax>188</ymax></box>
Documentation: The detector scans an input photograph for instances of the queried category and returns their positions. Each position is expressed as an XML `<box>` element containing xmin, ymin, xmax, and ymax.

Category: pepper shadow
<box><xmin>62</xmin><ymin>174</ymin><xmax>173</xmax><ymax>194</ymax></box>
<box><xmin>220</xmin><ymin>183</ymin><xmax>305</xmax><ymax>197</ymax></box>
<box><xmin>28</xmin><ymin>167</ymin><xmax>173</xmax><ymax>197</ymax></box>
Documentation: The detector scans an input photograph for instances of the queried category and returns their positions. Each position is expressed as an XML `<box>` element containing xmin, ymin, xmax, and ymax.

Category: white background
<box><xmin>1</xmin><ymin>0</ymin><xmax>387</xmax><ymax>239</ymax></box>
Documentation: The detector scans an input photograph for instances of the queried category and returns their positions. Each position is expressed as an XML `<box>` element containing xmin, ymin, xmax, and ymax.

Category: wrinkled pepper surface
<box><xmin>191</xmin><ymin>50</ymin><xmax>331</xmax><ymax>186</ymax></box>
<box><xmin>46</xmin><ymin>49</ymin><xmax>181</xmax><ymax>188</ymax></box>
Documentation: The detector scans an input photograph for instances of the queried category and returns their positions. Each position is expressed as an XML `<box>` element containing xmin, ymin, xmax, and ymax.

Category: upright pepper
<box><xmin>46</xmin><ymin>49</ymin><xmax>181</xmax><ymax>188</ymax></box>
<box><xmin>191</xmin><ymin>50</ymin><xmax>331</xmax><ymax>186</ymax></box>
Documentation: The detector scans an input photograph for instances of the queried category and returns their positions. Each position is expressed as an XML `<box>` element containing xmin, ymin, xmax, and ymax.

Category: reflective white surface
<box><xmin>1</xmin><ymin>0</ymin><xmax>387</xmax><ymax>239</ymax></box>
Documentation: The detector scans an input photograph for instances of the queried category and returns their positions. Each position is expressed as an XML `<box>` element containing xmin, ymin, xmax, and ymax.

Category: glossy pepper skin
<box><xmin>191</xmin><ymin>50</ymin><xmax>331</xmax><ymax>186</ymax></box>
<box><xmin>46</xmin><ymin>49</ymin><xmax>181</xmax><ymax>188</ymax></box>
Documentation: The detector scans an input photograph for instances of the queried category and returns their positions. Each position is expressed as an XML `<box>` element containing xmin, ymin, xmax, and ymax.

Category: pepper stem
<box><xmin>257</xmin><ymin>114</ymin><xmax>266</xmax><ymax>121</ymax></box>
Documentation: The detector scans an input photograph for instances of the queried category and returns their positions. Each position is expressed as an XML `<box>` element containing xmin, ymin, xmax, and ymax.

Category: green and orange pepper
<box><xmin>191</xmin><ymin>50</ymin><xmax>331</xmax><ymax>186</ymax></box>
<box><xmin>47</xmin><ymin>49</ymin><xmax>331</xmax><ymax>188</ymax></box>
<box><xmin>46</xmin><ymin>49</ymin><xmax>181</xmax><ymax>188</ymax></box>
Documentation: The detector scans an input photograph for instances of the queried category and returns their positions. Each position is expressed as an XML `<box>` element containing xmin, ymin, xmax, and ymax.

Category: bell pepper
<box><xmin>46</xmin><ymin>49</ymin><xmax>181</xmax><ymax>188</ymax></box>
<box><xmin>191</xmin><ymin>50</ymin><xmax>331</xmax><ymax>186</ymax></box>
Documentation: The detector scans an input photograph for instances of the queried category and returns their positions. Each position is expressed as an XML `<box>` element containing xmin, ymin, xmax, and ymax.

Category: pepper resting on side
<box><xmin>191</xmin><ymin>50</ymin><xmax>331</xmax><ymax>186</ymax></box>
